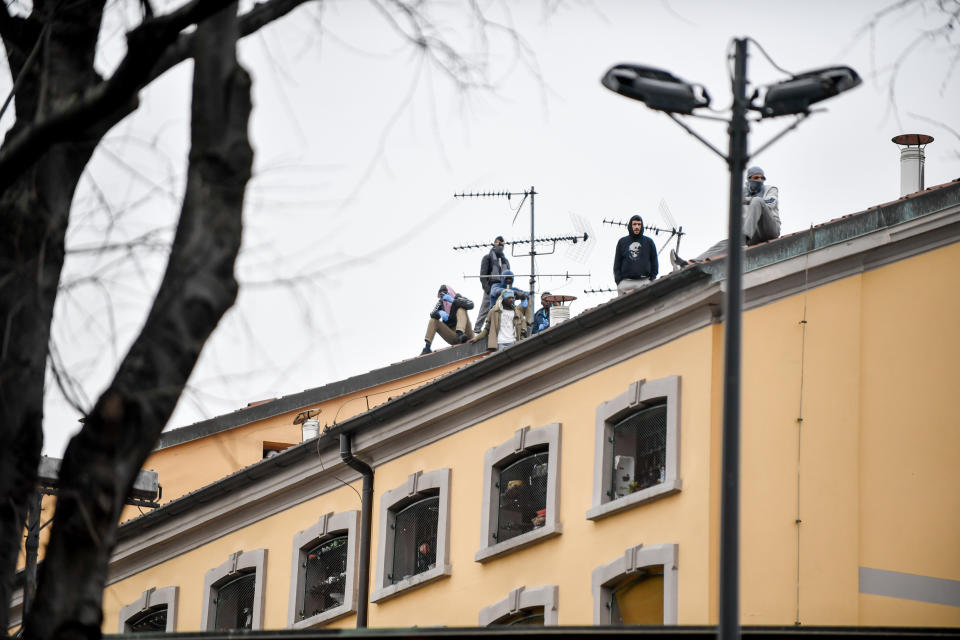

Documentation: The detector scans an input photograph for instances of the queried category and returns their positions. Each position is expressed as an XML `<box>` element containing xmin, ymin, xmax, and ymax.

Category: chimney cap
<box><xmin>892</xmin><ymin>133</ymin><xmax>934</xmax><ymax>146</ymax></box>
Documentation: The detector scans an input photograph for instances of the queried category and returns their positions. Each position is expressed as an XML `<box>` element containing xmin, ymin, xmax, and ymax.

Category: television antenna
<box><xmin>453</xmin><ymin>186</ymin><xmax>591</xmax><ymax>299</ymax></box>
<box><xmin>583</xmin><ymin>286</ymin><xmax>618</xmax><ymax>295</ymax></box>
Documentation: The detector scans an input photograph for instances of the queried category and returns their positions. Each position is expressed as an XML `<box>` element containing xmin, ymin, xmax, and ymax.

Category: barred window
<box><xmin>303</xmin><ymin>535</ymin><xmax>348</xmax><ymax>617</ymax></box>
<box><xmin>496</xmin><ymin>608</ymin><xmax>545</xmax><ymax>626</ymax></box>
<box><xmin>478</xmin><ymin>586</ymin><xmax>558</xmax><ymax>626</ymax></box>
<box><xmin>288</xmin><ymin>511</ymin><xmax>359</xmax><ymax>628</ymax></box>
<box><xmin>591</xmin><ymin>543</ymin><xmax>678</xmax><ymax>625</ymax></box>
<box><xmin>201</xmin><ymin>549</ymin><xmax>266</xmax><ymax>631</ymax></box>
<box><xmin>476</xmin><ymin>424</ymin><xmax>561</xmax><ymax>563</ymax></box>
<box><xmin>610</xmin><ymin>402</ymin><xmax>667</xmax><ymax>499</ymax></box>
<box><xmin>496</xmin><ymin>450</ymin><xmax>549</xmax><ymax>544</ymax></box>
<box><xmin>214</xmin><ymin>572</ymin><xmax>255</xmax><ymax>630</ymax></box>
<box><xmin>118</xmin><ymin>586</ymin><xmax>178</xmax><ymax>633</ymax></box>
<box><xmin>127</xmin><ymin>606</ymin><xmax>168</xmax><ymax>633</ymax></box>
<box><xmin>588</xmin><ymin>377</ymin><xmax>681</xmax><ymax>521</ymax></box>
<box><xmin>391</xmin><ymin>495</ymin><xmax>439</xmax><ymax>583</ymax></box>
<box><xmin>371</xmin><ymin>469</ymin><xmax>451</xmax><ymax>603</ymax></box>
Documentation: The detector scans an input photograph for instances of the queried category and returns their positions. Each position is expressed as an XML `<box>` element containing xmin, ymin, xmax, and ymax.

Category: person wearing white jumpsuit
<box><xmin>671</xmin><ymin>166</ymin><xmax>780</xmax><ymax>264</ymax></box>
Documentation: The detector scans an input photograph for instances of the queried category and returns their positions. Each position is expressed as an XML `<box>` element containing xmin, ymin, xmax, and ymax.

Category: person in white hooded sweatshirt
<box><xmin>671</xmin><ymin>166</ymin><xmax>780</xmax><ymax>266</ymax></box>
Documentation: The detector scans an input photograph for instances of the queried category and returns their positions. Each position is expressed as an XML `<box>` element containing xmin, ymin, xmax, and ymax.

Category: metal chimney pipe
<box><xmin>892</xmin><ymin>134</ymin><xmax>934</xmax><ymax>197</ymax></box>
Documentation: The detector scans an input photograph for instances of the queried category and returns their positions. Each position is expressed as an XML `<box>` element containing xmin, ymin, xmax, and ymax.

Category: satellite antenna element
<box><xmin>454</xmin><ymin>187</ymin><xmax>591</xmax><ymax>298</ymax></box>
<box><xmin>602</xmin><ymin>217</ymin><xmax>685</xmax><ymax>256</ymax></box>
<box><xmin>583</xmin><ymin>286</ymin><xmax>618</xmax><ymax>295</ymax></box>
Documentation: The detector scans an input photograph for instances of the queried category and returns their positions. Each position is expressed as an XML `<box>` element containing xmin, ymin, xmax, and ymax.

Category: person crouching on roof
<box><xmin>421</xmin><ymin>284</ymin><xmax>475</xmax><ymax>355</ymax></box>
<box><xmin>472</xmin><ymin>288</ymin><xmax>531</xmax><ymax>351</ymax></box>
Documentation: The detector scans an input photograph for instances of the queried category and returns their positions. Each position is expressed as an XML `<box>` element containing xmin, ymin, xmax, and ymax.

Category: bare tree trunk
<box><xmin>0</xmin><ymin>0</ymin><xmax>298</xmax><ymax>629</ymax></box>
<box><xmin>21</xmin><ymin>4</ymin><xmax>252</xmax><ymax>639</ymax></box>
<box><xmin>0</xmin><ymin>4</ymin><xmax>106</xmax><ymax>630</ymax></box>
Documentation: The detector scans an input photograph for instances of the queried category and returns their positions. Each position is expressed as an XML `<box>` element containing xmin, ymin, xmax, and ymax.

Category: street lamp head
<box><xmin>601</xmin><ymin>63</ymin><xmax>710</xmax><ymax>115</ymax></box>
<box><xmin>760</xmin><ymin>65</ymin><xmax>861</xmax><ymax>117</ymax></box>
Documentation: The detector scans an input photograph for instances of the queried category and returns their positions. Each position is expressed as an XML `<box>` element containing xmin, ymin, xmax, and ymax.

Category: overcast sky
<box><xmin>22</xmin><ymin>0</ymin><xmax>958</xmax><ymax>456</ymax></box>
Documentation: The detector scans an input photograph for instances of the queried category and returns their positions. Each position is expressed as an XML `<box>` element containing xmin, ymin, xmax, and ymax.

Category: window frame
<box><xmin>287</xmin><ymin>510</ymin><xmax>359</xmax><ymax>628</ymax></box>
<box><xmin>370</xmin><ymin>468</ymin><xmax>452</xmax><ymax>602</ymax></box>
<box><xmin>587</xmin><ymin>377</ymin><xmax>681</xmax><ymax>520</ymax></box>
<box><xmin>476</xmin><ymin>423</ymin><xmax>562</xmax><ymax>562</ymax></box>
<box><xmin>118</xmin><ymin>586</ymin><xmax>178</xmax><ymax>633</ymax></box>
<box><xmin>200</xmin><ymin>549</ymin><xmax>267</xmax><ymax>631</ymax></box>
<box><xmin>591</xmin><ymin>543</ymin><xmax>679</xmax><ymax>625</ymax></box>
<box><xmin>478</xmin><ymin>585</ymin><xmax>559</xmax><ymax>626</ymax></box>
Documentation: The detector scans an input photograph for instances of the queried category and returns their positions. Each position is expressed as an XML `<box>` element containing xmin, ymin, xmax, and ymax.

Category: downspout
<box><xmin>339</xmin><ymin>432</ymin><xmax>373</xmax><ymax>628</ymax></box>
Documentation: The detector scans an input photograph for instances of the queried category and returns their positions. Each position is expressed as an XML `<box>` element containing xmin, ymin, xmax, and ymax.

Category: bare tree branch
<box><xmin>0</xmin><ymin>0</ymin><xmax>242</xmax><ymax>190</ymax></box>
<box><xmin>146</xmin><ymin>0</ymin><xmax>316</xmax><ymax>84</ymax></box>
<box><xmin>22</xmin><ymin>2</ymin><xmax>253</xmax><ymax>636</ymax></box>
<box><xmin>853</xmin><ymin>0</ymin><xmax>960</xmax><ymax>124</ymax></box>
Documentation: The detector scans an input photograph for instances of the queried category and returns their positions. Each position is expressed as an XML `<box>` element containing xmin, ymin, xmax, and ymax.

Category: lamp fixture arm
<box><xmin>666</xmin><ymin>113</ymin><xmax>728</xmax><ymax>162</ymax></box>
<box><xmin>747</xmin><ymin>112</ymin><xmax>810</xmax><ymax>161</ymax></box>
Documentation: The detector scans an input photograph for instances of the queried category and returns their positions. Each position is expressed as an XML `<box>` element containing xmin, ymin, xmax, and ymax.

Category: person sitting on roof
<box><xmin>421</xmin><ymin>284</ymin><xmax>475</xmax><ymax>355</ymax></box>
<box><xmin>671</xmin><ymin>165</ymin><xmax>781</xmax><ymax>267</ymax></box>
<box><xmin>471</xmin><ymin>288</ymin><xmax>531</xmax><ymax>351</ymax></box>
<box><xmin>531</xmin><ymin>291</ymin><xmax>554</xmax><ymax>335</ymax></box>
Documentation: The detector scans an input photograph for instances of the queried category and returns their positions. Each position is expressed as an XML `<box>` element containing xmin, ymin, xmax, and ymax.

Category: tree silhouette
<box><xmin>0</xmin><ymin>1</ymin><xmax>529</xmax><ymax>637</ymax></box>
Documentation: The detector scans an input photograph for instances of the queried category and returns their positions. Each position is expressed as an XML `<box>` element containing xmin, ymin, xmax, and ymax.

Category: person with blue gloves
<box><xmin>471</xmin><ymin>288</ymin><xmax>531</xmax><ymax>351</ymax></box>
<box><xmin>670</xmin><ymin>166</ymin><xmax>781</xmax><ymax>267</ymax></box>
<box><xmin>421</xmin><ymin>284</ymin><xmax>475</xmax><ymax>355</ymax></box>
<box><xmin>531</xmin><ymin>291</ymin><xmax>554</xmax><ymax>334</ymax></box>
<box><xmin>489</xmin><ymin>269</ymin><xmax>527</xmax><ymax>308</ymax></box>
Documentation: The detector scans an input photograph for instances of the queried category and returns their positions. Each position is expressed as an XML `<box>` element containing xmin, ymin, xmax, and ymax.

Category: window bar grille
<box><xmin>391</xmin><ymin>496</ymin><xmax>439</xmax><ymax>584</ymax></box>
<box><xmin>214</xmin><ymin>572</ymin><xmax>255</xmax><ymax>631</ymax></box>
<box><xmin>128</xmin><ymin>606</ymin><xmax>167</xmax><ymax>633</ymax></box>
<box><xmin>496</xmin><ymin>451</ymin><xmax>549</xmax><ymax>543</ymax></box>
<box><xmin>500</xmin><ymin>608</ymin><xmax>546</xmax><ymax>626</ymax></box>
<box><xmin>302</xmin><ymin>535</ymin><xmax>348</xmax><ymax>618</ymax></box>
<box><xmin>610</xmin><ymin>403</ymin><xmax>667</xmax><ymax>499</ymax></box>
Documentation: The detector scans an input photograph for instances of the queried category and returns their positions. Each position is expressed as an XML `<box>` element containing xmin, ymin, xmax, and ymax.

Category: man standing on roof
<box><xmin>613</xmin><ymin>214</ymin><xmax>659</xmax><ymax>295</ymax></box>
<box><xmin>421</xmin><ymin>284</ymin><xmax>475</xmax><ymax>355</ymax></box>
<box><xmin>472</xmin><ymin>288</ymin><xmax>531</xmax><ymax>351</ymax></box>
<box><xmin>475</xmin><ymin>236</ymin><xmax>510</xmax><ymax>333</ymax></box>
<box><xmin>671</xmin><ymin>166</ymin><xmax>781</xmax><ymax>266</ymax></box>
<box><xmin>531</xmin><ymin>291</ymin><xmax>554</xmax><ymax>334</ymax></box>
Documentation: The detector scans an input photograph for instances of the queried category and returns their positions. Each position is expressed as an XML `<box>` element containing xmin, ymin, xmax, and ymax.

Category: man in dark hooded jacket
<box><xmin>613</xmin><ymin>214</ymin><xmax>658</xmax><ymax>295</ymax></box>
<box><xmin>475</xmin><ymin>236</ymin><xmax>510</xmax><ymax>332</ymax></box>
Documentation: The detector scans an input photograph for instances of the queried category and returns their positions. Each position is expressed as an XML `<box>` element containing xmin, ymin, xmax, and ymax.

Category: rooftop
<box><xmin>119</xmin><ymin>177</ymin><xmax>960</xmax><ymax>540</ymax></box>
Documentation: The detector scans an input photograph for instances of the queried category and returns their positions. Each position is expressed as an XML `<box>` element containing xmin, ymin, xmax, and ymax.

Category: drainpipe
<box><xmin>339</xmin><ymin>432</ymin><xmax>373</xmax><ymax>628</ymax></box>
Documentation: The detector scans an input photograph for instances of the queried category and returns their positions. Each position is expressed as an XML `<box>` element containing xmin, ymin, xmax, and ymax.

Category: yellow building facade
<box><xmin>13</xmin><ymin>181</ymin><xmax>959</xmax><ymax>633</ymax></box>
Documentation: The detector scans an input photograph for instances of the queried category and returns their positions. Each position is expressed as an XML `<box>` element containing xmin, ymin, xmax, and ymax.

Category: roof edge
<box><xmin>155</xmin><ymin>340</ymin><xmax>488</xmax><ymax>450</ymax></box>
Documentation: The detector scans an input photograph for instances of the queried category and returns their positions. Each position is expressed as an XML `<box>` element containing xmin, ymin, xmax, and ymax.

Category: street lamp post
<box><xmin>720</xmin><ymin>37</ymin><xmax>748</xmax><ymax>640</ymax></box>
<box><xmin>601</xmin><ymin>38</ymin><xmax>860</xmax><ymax>640</ymax></box>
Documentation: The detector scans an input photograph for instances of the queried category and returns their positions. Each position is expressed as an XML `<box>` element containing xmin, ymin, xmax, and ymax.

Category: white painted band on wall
<box><xmin>859</xmin><ymin>567</ymin><xmax>960</xmax><ymax>607</ymax></box>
